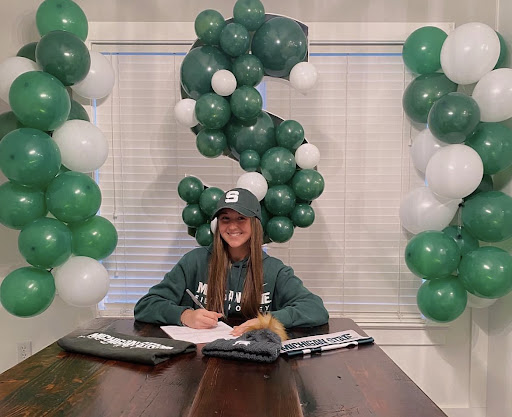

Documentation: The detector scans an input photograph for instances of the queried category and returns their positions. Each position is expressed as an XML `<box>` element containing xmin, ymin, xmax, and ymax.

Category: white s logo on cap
<box><xmin>225</xmin><ymin>190</ymin><xmax>239</xmax><ymax>203</ymax></box>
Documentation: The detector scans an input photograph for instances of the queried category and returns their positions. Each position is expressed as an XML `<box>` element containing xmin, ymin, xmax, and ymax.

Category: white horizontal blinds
<box><xmin>265</xmin><ymin>52</ymin><xmax>423</xmax><ymax>321</ymax></box>
<box><xmin>95</xmin><ymin>51</ymin><xmax>244</xmax><ymax>314</ymax></box>
<box><xmin>95</xmin><ymin>44</ymin><xmax>423</xmax><ymax>321</ymax></box>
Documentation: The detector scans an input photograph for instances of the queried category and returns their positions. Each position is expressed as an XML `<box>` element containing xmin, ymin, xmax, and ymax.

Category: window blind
<box><xmin>94</xmin><ymin>44</ymin><xmax>424</xmax><ymax>323</ymax></box>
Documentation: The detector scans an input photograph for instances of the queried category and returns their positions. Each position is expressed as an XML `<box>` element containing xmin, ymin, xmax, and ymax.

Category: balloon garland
<box><xmin>400</xmin><ymin>23</ymin><xmax>512</xmax><ymax>322</ymax></box>
<box><xmin>0</xmin><ymin>0</ymin><xmax>116</xmax><ymax>318</ymax></box>
<box><xmin>175</xmin><ymin>0</ymin><xmax>323</xmax><ymax>246</ymax></box>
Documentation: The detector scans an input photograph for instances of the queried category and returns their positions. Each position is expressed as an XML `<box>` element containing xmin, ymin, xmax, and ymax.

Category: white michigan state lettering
<box><xmin>225</xmin><ymin>190</ymin><xmax>239</xmax><ymax>203</ymax></box>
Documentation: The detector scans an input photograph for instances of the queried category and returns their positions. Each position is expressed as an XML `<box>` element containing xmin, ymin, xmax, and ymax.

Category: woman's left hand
<box><xmin>230</xmin><ymin>318</ymin><xmax>260</xmax><ymax>337</ymax></box>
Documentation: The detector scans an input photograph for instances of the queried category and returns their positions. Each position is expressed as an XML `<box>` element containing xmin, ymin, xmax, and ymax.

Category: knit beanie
<box><xmin>202</xmin><ymin>328</ymin><xmax>282</xmax><ymax>363</ymax></box>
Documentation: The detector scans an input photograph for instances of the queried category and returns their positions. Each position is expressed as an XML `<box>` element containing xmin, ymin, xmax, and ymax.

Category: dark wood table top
<box><xmin>0</xmin><ymin>317</ymin><xmax>446</xmax><ymax>417</ymax></box>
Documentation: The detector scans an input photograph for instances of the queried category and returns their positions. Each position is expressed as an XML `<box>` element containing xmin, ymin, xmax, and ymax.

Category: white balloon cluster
<box><xmin>401</xmin><ymin>22</ymin><xmax>512</xmax><ymax>235</ymax></box>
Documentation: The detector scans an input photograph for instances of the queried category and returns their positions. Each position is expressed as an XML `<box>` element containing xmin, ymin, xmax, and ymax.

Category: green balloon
<box><xmin>196</xmin><ymin>129</ymin><xmax>227</xmax><ymax>158</ymax></box>
<box><xmin>251</xmin><ymin>17</ymin><xmax>307</xmax><ymax>78</ymax></box>
<box><xmin>233</xmin><ymin>0</ymin><xmax>265</xmax><ymax>31</ymax></box>
<box><xmin>178</xmin><ymin>176</ymin><xmax>204</xmax><ymax>204</ymax></box>
<box><xmin>68</xmin><ymin>99</ymin><xmax>90</xmax><ymax>121</ymax></box>
<box><xmin>194</xmin><ymin>9</ymin><xmax>226</xmax><ymax>46</ymax></box>
<box><xmin>0</xmin><ymin>267</ymin><xmax>56</xmax><ymax>318</ymax></box>
<box><xmin>196</xmin><ymin>223</ymin><xmax>213</xmax><ymax>246</ymax></box>
<box><xmin>230</xmin><ymin>86</ymin><xmax>262</xmax><ymax>121</ymax></box>
<box><xmin>417</xmin><ymin>276</ymin><xmax>467</xmax><ymax>323</ymax></box>
<box><xmin>291</xmin><ymin>169</ymin><xmax>325</xmax><ymax>201</ymax></box>
<box><xmin>68</xmin><ymin>215</ymin><xmax>118</xmax><ymax>260</ymax></box>
<box><xmin>220</xmin><ymin>23</ymin><xmax>250</xmax><ymax>57</ymax></box>
<box><xmin>427</xmin><ymin>93</ymin><xmax>480</xmax><ymax>144</ymax></box>
<box><xmin>45</xmin><ymin>171</ymin><xmax>101</xmax><ymax>223</ymax></box>
<box><xmin>0</xmin><ymin>111</ymin><xmax>24</xmax><ymax>141</ymax></box>
<box><xmin>18</xmin><ymin>217</ymin><xmax>72</xmax><ymax>269</ymax></box>
<box><xmin>180</xmin><ymin>46</ymin><xmax>232</xmax><ymax>100</ymax></box>
<box><xmin>495</xmin><ymin>32</ymin><xmax>508</xmax><ymax>69</ymax></box>
<box><xmin>402</xmin><ymin>73</ymin><xmax>458</xmax><ymax>123</ymax></box>
<box><xmin>260</xmin><ymin>147</ymin><xmax>296</xmax><ymax>185</ymax></box>
<box><xmin>17</xmin><ymin>42</ymin><xmax>38</xmax><ymax>62</ymax></box>
<box><xmin>402</xmin><ymin>26</ymin><xmax>447</xmax><ymax>74</ymax></box>
<box><xmin>459</xmin><ymin>246</ymin><xmax>512</xmax><ymax>298</ymax></box>
<box><xmin>232</xmin><ymin>54</ymin><xmax>264</xmax><ymax>87</ymax></box>
<box><xmin>276</xmin><ymin>120</ymin><xmax>304</xmax><ymax>151</ymax></box>
<box><xmin>291</xmin><ymin>203</ymin><xmax>315</xmax><ymax>228</ymax></box>
<box><xmin>0</xmin><ymin>182</ymin><xmax>48</xmax><ymax>229</ymax></box>
<box><xmin>36</xmin><ymin>30</ymin><xmax>91</xmax><ymax>86</ymax></box>
<box><xmin>182</xmin><ymin>204</ymin><xmax>207</xmax><ymax>227</ymax></box>
<box><xmin>462</xmin><ymin>191</ymin><xmax>512</xmax><ymax>242</ymax></box>
<box><xmin>464</xmin><ymin>174</ymin><xmax>493</xmax><ymax>201</ymax></box>
<box><xmin>266</xmin><ymin>216</ymin><xmax>294</xmax><ymax>243</ymax></box>
<box><xmin>225</xmin><ymin>111</ymin><xmax>276</xmax><ymax>157</ymax></box>
<box><xmin>465</xmin><ymin>123</ymin><xmax>512</xmax><ymax>174</ymax></box>
<box><xmin>0</xmin><ymin>128</ymin><xmax>61</xmax><ymax>188</ymax></box>
<box><xmin>240</xmin><ymin>149</ymin><xmax>260</xmax><ymax>172</ymax></box>
<box><xmin>195</xmin><ymin>93</ymin><xmax>231</xmax><ymax>129</ymax></box>
<box><xmin>264</xmin><ymin>185</ymin><xmax>296</xmax><ymax>216</ymax></box>
<box><xmin>199</xmin><ymin>187</ymin><xmax>224</xmax><ymax>217</ymax></box>
<box><xmin>36</xmin><ymin>0</ymin><xmax>88</xmax><ymax>41</ymax></box>
<box><xmin>9</xmin><ymin>71</ymin><xmax>71</xmax><ymax>131</ymax></box>
<box><xmin>404</xmin><ymin>230</ymin><xmax>461</xmax><ymax>279</ymax></box>
<box><xmin>442</xmin><ymin>225</ymin><xmax>479</xmax><ymax>256</ymax></box>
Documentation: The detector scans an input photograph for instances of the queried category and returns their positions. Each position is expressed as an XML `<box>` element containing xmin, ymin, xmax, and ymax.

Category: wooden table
<box><xmin>0</xmin><ymin>318</ymin><xmax>446</xmax><ymax>417</ymax></box>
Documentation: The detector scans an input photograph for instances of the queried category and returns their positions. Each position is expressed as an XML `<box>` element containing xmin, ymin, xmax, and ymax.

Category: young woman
<box><xmin>134</xmin><ymin>188</ymin><xmax>329</xmax><ymax>336</ymax></box>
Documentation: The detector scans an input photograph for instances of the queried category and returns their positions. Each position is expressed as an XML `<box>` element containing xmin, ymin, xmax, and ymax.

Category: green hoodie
<box><xmin>134</xmin><ymin>245</ymin><xmax>329</xmax><ymax>328</ymax></box>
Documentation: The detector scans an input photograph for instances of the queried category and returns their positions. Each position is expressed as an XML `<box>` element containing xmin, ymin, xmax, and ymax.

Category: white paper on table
<box><xmin>160</xmin><ymin>321</ymin><xmax>236</xmax><ymax>344</ymax></box>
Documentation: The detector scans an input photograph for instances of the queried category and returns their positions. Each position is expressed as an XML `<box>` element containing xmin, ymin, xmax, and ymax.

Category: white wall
<box><xmin>0</xmin><ymin>1</ymin><xmax>503</xmax><ymax>416</ymax></box>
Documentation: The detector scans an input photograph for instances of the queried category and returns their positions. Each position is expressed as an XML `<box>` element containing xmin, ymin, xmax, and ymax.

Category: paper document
<box><xmin>160</xmin><ymin>321</ymin><xmax>236</xmax><ymax>344</ymax></box>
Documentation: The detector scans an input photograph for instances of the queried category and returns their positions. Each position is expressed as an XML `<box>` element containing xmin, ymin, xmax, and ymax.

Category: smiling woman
<box><xmin>134</xmin><ymin>186</ymin><xmax>329</xmax><ymax>333</ymax></box>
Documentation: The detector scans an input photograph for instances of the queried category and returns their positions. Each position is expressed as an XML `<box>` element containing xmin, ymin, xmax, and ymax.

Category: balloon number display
<box><xmin>175</xmin><ymin>0</ymin><xmax>322</xmax><ymax>246</ymax></box>
<box><xmin>0</xmin><ymin>0</ymin><xmax>117</xmax><ymax>318</ymax></box>
<box><xmin>401</xmin><ymin>23</ymin><xmax>512</xmax><ymax>322</ymax></box>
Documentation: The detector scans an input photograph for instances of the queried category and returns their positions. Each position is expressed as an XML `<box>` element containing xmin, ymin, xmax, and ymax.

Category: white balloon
<box><xmin>399</xmin><ymin>187</ymin><xmax>461</xmax><ymax>234</ymax></box>
<box><xmin>440</xmin><ymin>22</ymin><xmax>500</xmax><ymax>85</ymax></box>
<box><xmin>425</xmin><ymin>144</ymin><xmax>484</xmax><ymax>199</ymax></box>
<box><xmin>211</xmin><ymin>70</ymin><xmax>237</xmax><ymax>96</ymax></box>
<box><xmin>174</xmin><ymin>98</ymin><xmax>198</xmax><ymax>127</ymax></box>
<box><xmin>53</xmin><ymin>256</ymin><xmax>110</xmax><ymax>307</ymax></box>
<box><xmin>295</xmin><ymin>143</ymin><xmax>320</xmax><ymax>169</ymax></box>
<box><xmin>289</xmin><ymin>62</ymin><xmax>318</xmax><ymax>93</ymax></box>
<box><xmin>52</xmin><ymin>120</ymin><xmax>109</xmax><ymax>172</ymax></box>
<box><xmin>210</xmin><ymin>217</ymin><xmax>218</xmax><ymax>233</ymax></box>
<box><xmin>71</xmin><ymin>51</ymin><xmax>115</xmax><ymax>99</ymax></box>
<box><xmin>467</xmin><ymin>292</ymin><xmax>497</xmax><ymax>309</ymax></box>
<box><xmin>0</xmin><ymin>57</ymin><xmax>40</xmax><ymax>103</ymax></box>
<box><xmin>410</xmin><ymin>128</ymin><xmax>447</xmax><ymax>173</ymax></box>
<box><xmin>236</xmin><ymin>172</ymin><xmax>268</xmax><ymax>201</ymax></box>
<box><xmin>472</xmin><ymin>68</ymin><xmax>512</xmax><ymax>122</ymax></box>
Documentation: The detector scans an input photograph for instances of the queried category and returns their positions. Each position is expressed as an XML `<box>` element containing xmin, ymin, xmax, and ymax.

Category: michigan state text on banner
<box><xmin>280</xmin><ymin>330</ymin><xmax>374</xmax><ymax>355</ymax></box>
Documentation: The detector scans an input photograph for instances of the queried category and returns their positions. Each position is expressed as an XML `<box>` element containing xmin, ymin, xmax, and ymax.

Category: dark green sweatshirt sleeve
<box><xmin>134</xmin><ymin>261</ymin><xmax>192</xmax><ymax>325</ymax></box>
<box><xmin>270</xmin><ymin>265</ymin><xmax>329</xmax><ymax>328</ymax></box>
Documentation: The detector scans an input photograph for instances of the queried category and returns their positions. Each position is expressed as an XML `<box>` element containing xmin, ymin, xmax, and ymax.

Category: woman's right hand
<box><xmin>180</xmin><ymin>309</ymin><xmax>224</xmax><ymax>329</ymax></box>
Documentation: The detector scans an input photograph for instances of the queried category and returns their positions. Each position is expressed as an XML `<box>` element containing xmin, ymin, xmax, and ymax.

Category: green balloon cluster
<box><xmin>0</xmin><ymin>0</ymin><xmax>119</xmax><ymax>319</ymax></box>
<box><xmin>180</xmin><ymin>1</ymin><xmax>322</xmax><ymax>247</ymax></box>
<box><xmin>178</xmin><ymin>177</ymin><xmax>221</xmax><ymax>247</ymax></box>
<box><xmin>401</xmin><ymin>25</ymin><xmax>512</xmax><ymax>322</ymax></box>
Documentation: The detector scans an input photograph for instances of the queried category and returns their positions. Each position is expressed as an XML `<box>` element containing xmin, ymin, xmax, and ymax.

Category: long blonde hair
<box><xmin>207</xmin><ymin>217</ymin><xmax>264</xmax><ymax>318</ymax></box>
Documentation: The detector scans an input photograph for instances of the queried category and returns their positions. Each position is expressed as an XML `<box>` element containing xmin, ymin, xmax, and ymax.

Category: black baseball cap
<box><xmin>212</xmin><ymin>188</ymin><xmax>262</xmax><ymax>221</ymax></box>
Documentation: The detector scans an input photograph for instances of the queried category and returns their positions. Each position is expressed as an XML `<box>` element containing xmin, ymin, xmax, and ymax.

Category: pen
<box><xmin>186</xmin><ymin>289</ymin><xmax>206</xmax><ymax>309</ymax></box>
<box><xmin>285</xmin><ymin>337</ymin><xmax>374</xmax><ymax>357</ymax></box>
